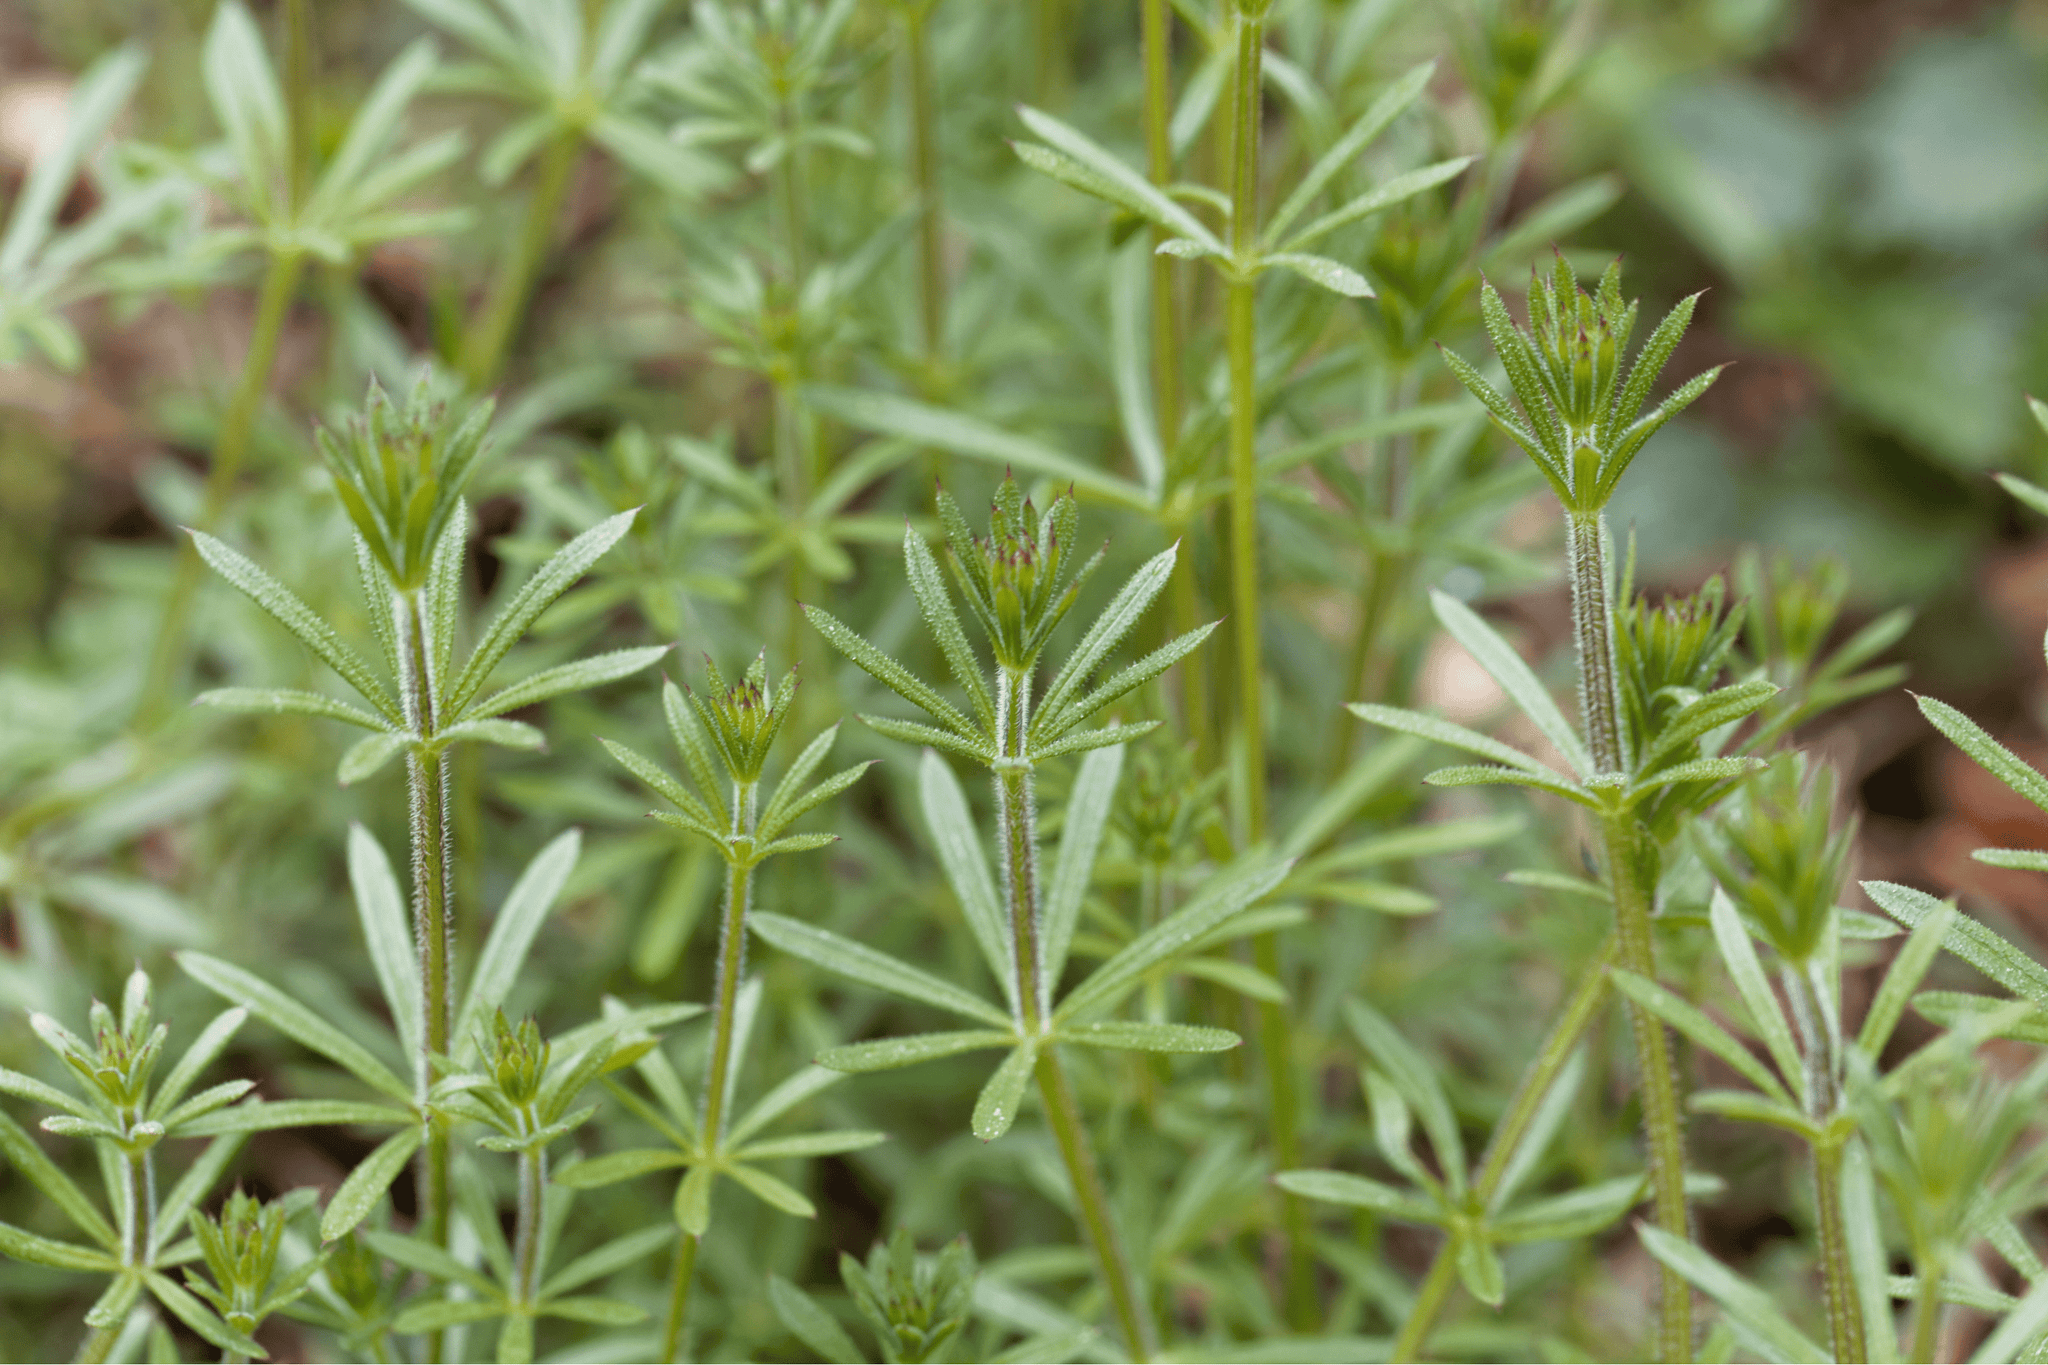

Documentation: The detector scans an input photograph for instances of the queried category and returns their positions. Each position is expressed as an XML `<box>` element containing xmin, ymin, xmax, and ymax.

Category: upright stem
<box><xmin>701</xmin><ymin>784</ymin><xmax>758</xmax><ymax>1146</ymax></box>
<box><xmin>396</xmin><ymin>590</ymin><xmax>455</xmax><ymax>1361</ymax></box>
<box><xmin>461</xmin><ymin>132</ymin><xmax>579</xmax><ymax>391</ymax></box>
<box><xmin>1604</xmin><ymin>812</ymin><xmax>1692</xmax><ymax>1362</ymax></box>
<box><xmin>993</xmin><ymin>666</ymin><xmax>1150</xmax><ymax>1355</ymax></box>
<box><xmin>1140</xmin><ymin>0</ymin><xmax>1180</xmax><ymax>449</ymax></box>
<box><xmin>660</xmin><ymin>1233</ymin><xmax>700</xmax><ymax>1365</ymax></box>
<box><xmin>1223</xmin><ymin>10</ymin><xmax>1314</xmax><ymax>1327</ymax></box>
<box><xmin>1168</xmin><ymin>530</ymin><xmax>1214</xmax><ymax>765</ymax></box>
<box><xmin>1036</xmin><ymin>1048</ymin><xmax>1156</xmax><ymax>1361</ymax></box>
<box><xmin>136</xmin><ymin>249</ymin><xmax>305</xmax><ymax>726</ymax></box>
<box><xmin>1391</xmin><ymin>935</ymin><xmax>1618</xmax><ymax>1361</ymax></box>
<box><xmin>1812</xmin><ymin>1140</ymin><xmax>1865</xmax><ymax>1365</ymax></box>
<box><xmin>121</xmin><ymin>1149</ymin><xmax>151</xmax><ymax>1267</ymax></box>
<box><xmin>905</xmin><ymin>0</ymin><xmax>944</xmax><ymax>367</ymax></box>
<box><xmin>995</xmin><ymin>668</ymin><xmax>1046</xmax><ymax>1030</ymax></box>
<box><xmin>1567</xmin><ymin>514</ymin><xmax>1627</xmax><ymax>776</ymax></box>
<box><xmin>511</xmin><ymin>1142</ymin><xmax>547</xmax><ymax>1305</ymax></box>
<box><xmin>1909</xmin><ymin>1259</ymin><xmax>1941</xmax><ymax>1364</ymax></box>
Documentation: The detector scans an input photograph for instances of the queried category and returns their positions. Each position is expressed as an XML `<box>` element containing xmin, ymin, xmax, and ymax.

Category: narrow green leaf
<box><xmin>1638</xmin><ymin>1225</ymin><xmax>1829</xmax><ymax>1364</ymax></box>
<box><xmin>538</xmin><ymin>1223</ymin><xmax>675</xmax><ymax>1301</ymax></box>
<box><xmin>1265</xmin><ymin>61</ymin><xmax>1435</xmax><ymax>240</ymax></box>
<box><xmin>1863</xmin><ymin>880</ymin><xmax>2048</xmax><ymax>1005</ymax></box>
<box><xmin>1343</xmin><ymin>999</ymin><xmax>1465</xmax><ymax>1188</ymax></box>
<box><xmin>540</xmin><ymin>1296</ymin><xmax>647</xmax><ymax>1326</ymax></box>
<box><xmin>750</xmin><ymin>914</ymin><xmax>1012</xmax><ymax>1028</ymax></box>
<box><xmin>1056</xmin><ymin>856</ymin><xmax>1288</xmax><ymax>1022</ymax></box>
<box><xmin>972</xmin><ymin>1043</ymin><xmax>1038</xmax><ymax>1142</ymax></box>
<box><xmin>1707</xmin><ymin>887</ymin><xmax>1805</xmax><ymax>1101</ymax></box>
<box><xmin>859</xmin><ymin>713</ymin><xmax>993</xmax><ymax>763</ymax></box>
<box><xmin>462</xmin><ymin>645</ymin><xmax>667</xmax><ymax>721</ymax></box>
<box><xmin>726</xmin><ymin>1066</ymin><xmax>843</xmax><ymax>1148</ymax></box>
<box><xmin>804</xmin><ymin>605</ymin><xmax>978</xmax><ymax>740</ymax></box>
<box><xmin>145</xmin><ymin>1270</ymin><xmax>266</xmax><ymax>1359</ymax></box>
<box><xmin>0</xmin><ymin>1108</ymin><xmax>115</xmax><ymax>1249</ymax></box>
<box><xmin>201</xmin><ymin>0</ymin><xmax>286</xmax><ymax>215</ymax></box>
<box><xmin>918</xmin><ymin>749</ymin><xmax>1016</xmax><ymax>1007</ymax></box>
<box><xmin>366</xmin><ymin>1228</ymin><xmax>500</xmax><ymax>1297</ymax></box>
<box><xmin>1013</xmin><ymin>106</ymin><xmax>1221</xmax><ymax>251</ymax></box>
<box><xmin>1610</xmin><ymin>967</ymin><xmax>1790</xmax><ymax>1105</ymax></box>
<box><xmin>0</xmin><ymin>44</ymin><xmax>147</xmax><ymax>276</ymax></box>
<box><xmin>193</xmin><ymin>688</ymin><xmax>389</xmax><ymax>730</ymax></box>
<box><xmin>1455</xmin><ymin>1233</ymin><xmax>1505</xmax><ymax>1308</ymax></box>
<box><xmin>1037</xmin><ymin>548</ymin><xmax>1180</xmax><ymax>730</ymax></box>
<box><xmin>151</xmin><ymin>1132</ymin><xmax>244</xmax><ymax>1257</ymax></box>
<box><xmin>1858</xmin><ymin>900</ymin><xmax>1954</xmax><ymax>1059</ymax></box>
<box><xmin>1060</xmin><ymin>1021</ymin><xmax>1239</xmax><ymax>1053</ymax></box>
<box><xmin>1280</xmin><ymin>157</ymin><xmax>1477</xmax><ymax>252</ymax></box>
<box><xmin>1273</xmin><ymin>1170</ymin><xmax>1437</xmax><ymax>1223</ymax></box>
<box><xmin>816</xmin><ymin>1030</ymin><xmax>1017</xmax><ymax>1072</ymax></box>
<box><xmin>902</xmin><ymin>526</ymin><xmax>994</xmax><ymax>726</ymax></box>
<box><xmin>553</xmin><ymin>1148</ymin><xmax>690</xmax><ymax>1189</ymax></box>
<box><xmin>391</xmin><ymin>1297</ymin><xmax>508</xmax><ymax>1333</ymax></box>
<box><xmin>191</xmin><ymin>532</ymin><xmax>399</xmax><ymax>724</ymax></box>
<box><xmin>1429</xmin><ymin>590</ymin><xmax>1589</xmax><ymax>777</ymax></box>
<box><xmin>456</xmin><ymin>830</ymin><xmax>581</xmax><ymax>1053</ymax></box>
<box><xmin>726</xmin><ymin>1162</ymin><xmax>815</xmax><ymax>1218</ymax></box>
<box><xmin>1263</xmin><ymin>252</ymin><xmax>1374</xmax><ymax>298</ymax></box>
<box><xmin>338</xmin><ymin>731</ymin><xmax>409</xmax><ymax>785</ymax></box>
<box><xmin>1491</xmin><ymin>1173</ymin><xmax>1648</xmax><ymax>1243</ymax></box>
<box><xmin>1840</xmin><ymin>1142</ymin><xmax>1897</xmax><ymax>1365</ymax></box>
<box><xmin>322</xmin><ymin>1127</ymin><xmax>423</xmax><ymax>1241</ymax></box>
<box><xmin>1970</xmin><ymin>1278</ymin><xmax>2048</xmax><ymax>1364</ymax></box>
<box><xmin>348</xmin><ymin>822</ymin><xmax>422</xmax><ymax>1069</ymax></box>
<box><xmin>1348</xmin><ymin>703</ymin><xmax>1555</xmax><ymax>777</ymax></box>
<box><xmin>769</xmin><ymin>1273</ymin><xmax>864</xmax><ymax>1365</ymax></box>
<box><xmin>674</xmin><ymin>1163</ymin><xmax>714</xmax><ymax>1236</ymax></box>
<box><xmin>732</xmin><ymin>1130</ymin><xmax>887</xmax><ymax>1161</ymax></box>
<box><xmin>177</xmin><ymin>951</ymin><xmax>410</xmax><ymax>1101</ymax></box>
<box><xmin>448</xmin><ymin>509</ymin><xmax>637</xmax><ymax>715</ymax></box>
<box><xmin>0</xmin><ymin>1220</ymin><xmax>117</xmax><ymax>1270</ymax></box>
<box><xmin>179</xmin><ymin>1098</ymin><xmax>406</xmax><ymax>1136</ymax></box>
<box><xmin>1042</xmin><ymin>744</ymin><xmax>1123</xmax><ymax>987</ymax></box>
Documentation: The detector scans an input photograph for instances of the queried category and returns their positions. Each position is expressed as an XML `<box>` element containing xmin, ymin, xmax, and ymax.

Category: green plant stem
<box><xmin>512</xmin><ymin>1143</ymin><xmax>546</xmax><ymax>1306</ymax></box>
<box><xmin>1167</xmin><ymin>528</ymin><xmax>1214</xmax><ymax>765</ymax></box>
<box><xmin>461</xmin><ymin>131</ymin><xmax>579</xmax><ymax>390</ymax></box>
<box><xmin>121</xmin><ymin>1148</ymin><xmax>152</xmax><ymax>1267</ymax></box>
<box><xmin>1569</xmin><ymin>508</ymin><xmax>1687</xmax><ymax>1359</ymax></box>
<box><xmin>1036</xmin><ymin>1047</ymin><xmax>1155</xmax><ymax>1361</ymax></box>
<box><xmin>1391</xmin><ymin>934</ymin><xmax>1619</xmax><ymax>1362</ymax></box>
<box><xmin>1909</xmin><ymin>1260</ymin><xmax>1941</xmax><ymax>1364</ymax></box>
<box><xmin>1221</xmin><ymin>8</ymin><xmax>1316</xmax><ymax>1329</ymax></box>
<box><xmin>701</xmin><ymin>784</ymin><xmax>759</xmax><ymax>1146</ymax></box>
<box><xmin>1140</xmin><ymin>0</ymin><xmax>1180</xmax><ymax>449</ymax></box>
<box><xmin>996</xmin><ymin>667</ymin><xmax>1046</xmax><ymax>1029</ymax></box>
<box><xmin>1567</xmin><ymin>514</ymin><xmax>1627</xmax><ymax>776</ymax></box>
<box><xmin>660</xmin><ymin>1233</ymin><xmax>699</xmax><ymax>1364</ymax></box>
<box><xmin>76</xmin><ymin>1320</ymin><xmax>119</xmax><ymax>1365</ymax></box>
<box><xmin>396</xmin><ymin>592</ymin><xmax>455</xmax><ymax>1361</ymax></box>
<box><xmin>1811</xmin><ymin>1139</ymin><xmax>1864</xmax><ymax>1365</ymax></box>
<box><xmin>136</xmin><ymin>248</ymin><xmax>304</xmax><ymax>727</ymax></box>
<box><xmin>1605</xmin><ymin>812</ymin><xmax>1692</xmax><ymax>1362</ymax></box>
<box><xmin>905</xmin><ymin>0</ymin><xmax>943</xmax><ymax>366</ymax></box>
<box><xmin>1326</xmin><ymin>547</ymin><xmax>1405</xmax><ymax>777</ymax></box>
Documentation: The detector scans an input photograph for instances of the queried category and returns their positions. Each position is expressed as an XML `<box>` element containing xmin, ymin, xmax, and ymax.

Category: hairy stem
<box><xmin>1910</xmin><ymin>1259</ymin><xmax>1941</xmax><ymax>1364</ymax></box>
<box><xmin>1606</xmin><ymin>813</ymin><xmax>1692</xmax><ymax>1362</ymax></box>
<box><xmin>461</xmin><ymin>131</ymin><xmax>579</xmax><ymax>390</ymax></box>
<box><xmin>396</xmin><ymin>592</ymin><xmax>455</xmax><ymax>1360</ymax></box>
<box><xmin>1392</xmin><ymin>935</ymin><xmax>1618</xmax><ymax>1361</ymax></box>
<box><xmin>905</xmin><ymin>0</ymin><xmax>944</xmax><ymax>366</ymax></box>
<box><xmin>121</xmin><ymin>1149</ymin><xmax>151</xmax><ymax>1267</ymax></box>
<box><xmin>1812</xmin><ymin>1140</ymin><xmax>1865</xmax><ymax>1365</ymax></box>
<box><xmin>1141</xmin><ymin>0</ymin><xmax>1180</xmax><ymax>450</ymax></box>
<box><xmin>660</xmin><ymin>1233</ymin><xmax>699</xmax><ymax>1364</ymax></box>
<box><xmin>701</xmin><ymin>784</ymin><xmax>759</xmax><ymax>1147</ymax></box>
<box><xmin>995</xmin><ymin>667</ymin><xmax>1045</xmax><ymax>1029</ymax></box>
<box><xmin>1567</xmin><ymin>513</ymin><xmax>1627</xmax><ymax>775</ymax></box>
<box><xmin>511</xmin><ymin>1142</ymin><xmax>547</xmax><ymax>1307</ymax></box>
<box><xmin>1036</xmin><ymin>1047</ymin><xmax>1155</xmax><ymax>1360</ymax></box>
<box><xmin>136</xmin><ymin>248</ymin><xmax>305</xmax><ymax>726</ymax></box>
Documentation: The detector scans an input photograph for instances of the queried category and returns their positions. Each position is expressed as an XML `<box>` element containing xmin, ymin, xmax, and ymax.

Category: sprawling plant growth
<box><xmin>9</xmin><ymin>1</ymin><xmax>2048</xmax><ymax>1362</ymax></box>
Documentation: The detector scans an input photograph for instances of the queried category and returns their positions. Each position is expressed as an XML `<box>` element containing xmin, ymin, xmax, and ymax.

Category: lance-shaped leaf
<box><xmin>191</xmin><ymin>532</ymin><xmax>400</xmax><ymax>724</ymax></box>
<box><xmin>538</xmin><ymin>1223</ymin><xmax>675</xmax><ymax>1302</ymax></box>
<box><xmin>1042</xmin><ymin>745</ymin><xmax>1122</xmax><ymax>987</ymax></box>
<box><xmin>1610</xmin><ymin>969</ymin><xmax>1789</xmax><ymax>1106</ymax></box>
<box><xmin>0</xmin><ymin>1109</ymin><xmax>115</xmax><ymax>1248</ymax></box>
<box><xmin>1859</xmin><ymin>900</ymin><xmax>1954</xmax><ymax>1059</ymax></box>
<box><xmin>727</xmin><ymin>1162</ymin><xmax>815</xmax><ymax>1218</ymax></box>
<box><xmin>804</xmin><ymin>605</ymin><xmax>978</xmax><ymax>740</ymax></box>
<box><xmin>815</xmin><ymin>1031</ymin><xmax>1018</xmax><ymax>1073</ymax></box>
<box><xmin>751</xmin><ymin>914</ymin><xmax>1013</xmax><ymax>1028</ymax></box>
<box><xmin>770</xmin><ymin>1274</ymin><xmax>864</xmax><ymax>1365</ymax></box>
<box><xmin>553</xmin><ymin>1148</ymin><xmax>692</xmax><ymax>1190</ymax></box>
<box><xmin>348</xmin><ymin>824</ymin><xmax>422</xmax><ymax>1066</ymax></box>
<box><xmin>462</xmin><ymin>645</ymin><xmax>668</xmax><ymax>720</ymax></box>
<box><xmin>1639</xmin><ymin>1226</ymin><xmax>1828</xmax><ymax>1364</ymax></box>
<box><xmin>446</xmin><ymin>509</ymin><xmax>637</xmax><ymax>716</ymax></box>
<box><xmin>455</xmin><ymin>830</ymin><xmax>581</xmax><ymax>1054</ymax></box>
<box><xmin>1036</xmin><ymin>548</ymin><xmax>1178</xmax><ymax>734</ymax></box>
<box><xmin>972</xmin><ymin>1042</ymin><xmax>1039</xmax><ymax>1142</ymax></box>
<box><xmin>1707</xmin><ymin>887</ymin><xmax>1804</xmax><ymax>1100</ymax></box>
<box><xmin>1012</xmin><ymin>106</ymin><xmax>1222</xmax><ymax>253</ymax></box>
<box><xmin>1263</xmin><ymin>252</ymin><xmax>1373</xmax><ymax>298</ymax></box>
<box><xmin>918</xmin><ymin>750</ymin><xmax>1015</xmax><ymax>1006</ymax></box>
<box><xmin>1492</xmin><ymin>1174</ymin><xmax>1650</xmax><ymax>1243</ymax></box>
<box><xmin>1278</xmin><ymin>158</ymin><xmax>1476</xmax><ymax>253</ymax></box>
<box><xmin>1344</xmin><ymin>1000</ymin><xmax>1465</xmax><ymax>1190</ymax></box>
<box><xmin>321</xmin><ymin>1126</ymin><xmax>424</xmax><ymax>1242</ymax></box>
<box><xmin>1430</xmin><ymin>591</ymin><xmax>1590</xmax><ymax>778</ymax></box>
<box><xmin>177</xmin><ymin>952</ymin><xmax>410</xmax><ymax>1102</ymax></box>
<box><xmin>1055</xmin><ymin>855</ymin><xmax>1289</xmax><ymax>1023</ymax></box>
<box><xmin>1059</xmin><ymin>1022</ymin><xmax>1239</xmax><ymax>1053</ymax></box>
<box><xmin>193</xmin><ymin>687</ymin><xmax>391</xmax><ymax>730</ymax></box>
<box><xmin>1273</xmin><ymin>1170</ymin><xmax>1438</xmax><ymax>1223</ymax></box>
<box><xmin>1863</xmin><ymin>880</ymin><xmax>2048</xmax><ymax>1005</ymax></box>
